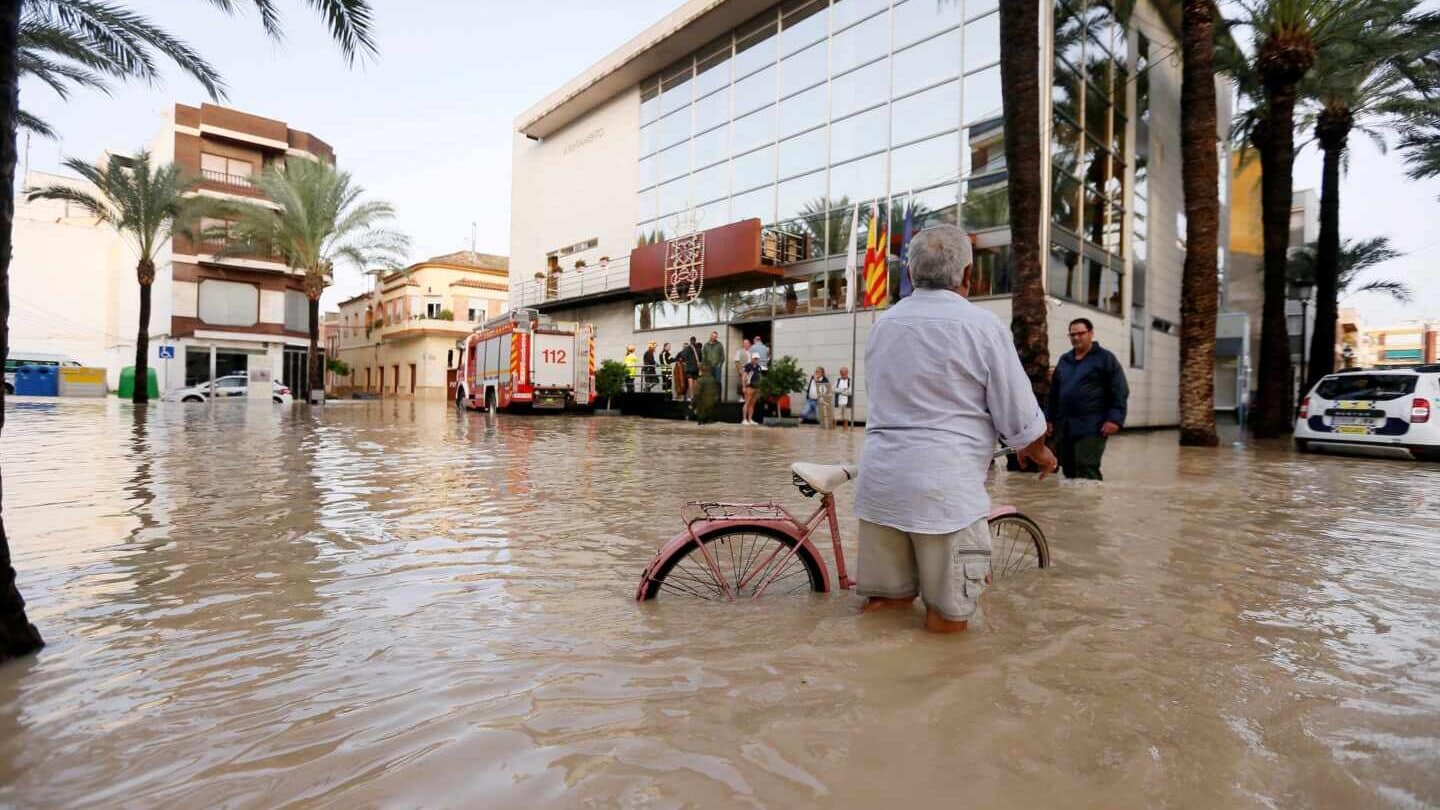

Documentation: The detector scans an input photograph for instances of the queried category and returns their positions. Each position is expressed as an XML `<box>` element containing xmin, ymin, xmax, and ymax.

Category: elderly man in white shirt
<box><xmin>855</xmin><ymin>224</ymin><xmax>1057</xmax><ymax>633</ymax></box>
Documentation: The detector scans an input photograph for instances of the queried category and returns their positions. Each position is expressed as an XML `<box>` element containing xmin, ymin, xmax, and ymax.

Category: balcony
<box><xmin>511</xmin><ymin>257</ymin><xmax>631</xmax><ymax>309</ymax></box>
<box><xmin>201</xmin><ymin>168</ymin><xmax>256</xmax><ymax>190</ymax></box>
<box><xmin>373</xmin><ymin>315</ymin><xmax>480</xmax><ymax>339</ymax></box>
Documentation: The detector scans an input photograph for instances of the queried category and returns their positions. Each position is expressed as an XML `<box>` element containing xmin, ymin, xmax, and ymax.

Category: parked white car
<box><xmin>165</xmin><ymin>374</ymin><xmax>294</xmax><ymax>405</ymax></box>
<box><xmin>1295</xmin><ymin>365</ymin><xmax>1439</xmax><ymax>461</ymax></box>
<box><xmin>5</xmin><ymin>352</ymin><xmax>81</xmax><ymax>394</ymax></box>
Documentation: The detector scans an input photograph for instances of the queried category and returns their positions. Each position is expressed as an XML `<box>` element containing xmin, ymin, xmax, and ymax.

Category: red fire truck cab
<box><xmin>454</xmin><ymin>309</ymin><xmax>595</xmax><ymax>412</ymax></box>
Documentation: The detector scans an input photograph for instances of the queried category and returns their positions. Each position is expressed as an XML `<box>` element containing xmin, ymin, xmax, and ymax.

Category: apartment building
<box><xmin>333</xmin><ymin>250</ymin><xmax>510</xmax><ymax>399</ymax></box>
<box><xmin>151</xmin><ymin>103</ymin><xmax>336</xmax><ymax>394</ymax></box>
<box><xmin>1359</xmin><ymin>321</ymin><xmax>1439</xmax><ymax>368</ymax></box>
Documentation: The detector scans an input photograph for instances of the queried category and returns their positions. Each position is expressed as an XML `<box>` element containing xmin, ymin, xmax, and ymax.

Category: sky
<box><xmin>19</xmin><ymin>0</ymin><xmax>1440</xmax><ymax>324</ymax></box>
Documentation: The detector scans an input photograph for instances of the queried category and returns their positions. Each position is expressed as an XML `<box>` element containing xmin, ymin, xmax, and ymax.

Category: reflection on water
<box><xmin>1</xmin><ymin>399</ymin><xmax>1437</xmax><ymax>808</ymax></box>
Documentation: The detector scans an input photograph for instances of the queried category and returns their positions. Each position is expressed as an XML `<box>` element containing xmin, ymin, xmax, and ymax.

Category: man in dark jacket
<box><xmin>1046</xmin><ymin>317</ymin><xmax>1129</xmax><ymax>480</ymax></box>
<box><xmin>675</xmin><ymin>337</ymin><xmax>702</xmax><ymax>402</ymax></box>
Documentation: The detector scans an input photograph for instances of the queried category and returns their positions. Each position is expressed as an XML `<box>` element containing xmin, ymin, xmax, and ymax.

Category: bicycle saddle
<box><xmin>790</xmin><ymin>463</ymin><xmax>857</xmax><ymax>496</ymax></box>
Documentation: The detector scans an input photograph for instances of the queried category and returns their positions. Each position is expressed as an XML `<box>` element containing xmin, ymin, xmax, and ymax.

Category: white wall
<box><xmin>510</xmin><ymin>87</ymin><xmax>641</xmax><ymax>285</ymax></box>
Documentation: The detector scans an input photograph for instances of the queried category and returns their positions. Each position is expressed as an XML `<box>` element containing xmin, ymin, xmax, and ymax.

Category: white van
<box><xmin>5</xmin><ymin>352</ymin><xmax>82</xmax><ymax>394</ymax></box>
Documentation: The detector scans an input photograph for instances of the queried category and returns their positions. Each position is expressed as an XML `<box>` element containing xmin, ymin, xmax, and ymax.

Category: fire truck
<box><xmin>454</xmin><ymin>309</ymin><xmax>595</xmax><ymax>412</ymax></box>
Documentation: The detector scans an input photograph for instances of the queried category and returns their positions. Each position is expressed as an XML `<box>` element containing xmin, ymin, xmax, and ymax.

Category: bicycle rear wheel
<box><xmin>641</xmin><ymin>527</ymin><xmax>827</xmax><ymax>601</ymax></box>
<box><xmin>988</xmin><ymin>513</ymin><xmax>1050</xmax><ymax>578</ymax></box>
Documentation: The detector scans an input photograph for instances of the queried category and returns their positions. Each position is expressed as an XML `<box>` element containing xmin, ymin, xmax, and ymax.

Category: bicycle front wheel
<box><xmin>988</xmin><ymin>513</ymin><xmax>1050</xmax><ymax>578</ymax></box>
<box><xmin>641</xmin><ymin>527</ymin><xmax>827</xmax><ymax>601</ymax></box>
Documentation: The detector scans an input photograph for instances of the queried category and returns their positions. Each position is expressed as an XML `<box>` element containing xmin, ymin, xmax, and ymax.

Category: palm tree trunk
<box><xmin>133</xmin><ymin>263</ymin><xmax>155</xmax><ymax>405</ymax></box>
<box><xmin>1253</xmin><ymin>94</ymin><xmax>1299</xmax><ymax>438</ymax></box>
<box><xmin>999</xmin><ymin>0</ymin><xmax>1049</xmax><ymax>401</ymax></box>
<box><xmin>0</xmin><ymin>1</ymin><xmax>45</xmax><ymax>663</ymax></box>
<box><xmin>1178</xmin><ymin>0</ymin><xmax>1220</xmax><ymax>447</ymax></box>
<box><xmin>307</xmin><ymin>295</ymin><xmax>323</xmax><ymax>403</ymax></box>
<box><xmin>1309</xmin><ymin>115</ymin><xmax>1347</xmax><ymax>389</ymax></box>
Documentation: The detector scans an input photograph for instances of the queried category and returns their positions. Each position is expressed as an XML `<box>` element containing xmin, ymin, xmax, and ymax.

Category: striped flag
<box><xmin>863</xmin><ymin>201</ymin><xmax>889</xmax><ymax>308</ymax></box>
<box><xmin>843</xmin><ymin>201</ymin><xmax>860</xmax><ymax>311</ymax></box>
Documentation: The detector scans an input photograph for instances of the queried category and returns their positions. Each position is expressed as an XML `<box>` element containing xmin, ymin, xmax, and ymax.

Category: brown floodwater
<box><xmin>1</xmin><ymin>398</ymin><xmax>1437</xmax><ymax>808</ymax></box>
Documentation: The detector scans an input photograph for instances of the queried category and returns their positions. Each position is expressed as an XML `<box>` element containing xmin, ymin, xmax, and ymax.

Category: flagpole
<box><xmin>845</xmin><ymin>200</ymin><xmax>862</xmax><ymax>429</ymax></box>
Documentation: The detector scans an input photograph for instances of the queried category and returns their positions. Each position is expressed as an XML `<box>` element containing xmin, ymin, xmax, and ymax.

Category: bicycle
<box><xmin>635</xmin><ymin>457</ymin><xmax>1050</xmax><ymax>602</ymax></box>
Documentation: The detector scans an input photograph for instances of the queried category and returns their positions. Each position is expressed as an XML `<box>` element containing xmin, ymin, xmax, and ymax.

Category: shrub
<box><xmin>756</xmin><ymin>355</ymin><xmax>805</xmax><ymax>402</ymax></box>
<box><xmin>596</xmin><ymin>359</ymin><xmax>630</xmax><ymax>410</ymax></box>
<box><xmin>438</xmin><ymin>308</ymin><xmax>454</xmax><ymax>321</ymax></box>
<box><xmin>327</xmin><ymin>358</ymin><xmax>351</xmax><ymax>377</ymax></box>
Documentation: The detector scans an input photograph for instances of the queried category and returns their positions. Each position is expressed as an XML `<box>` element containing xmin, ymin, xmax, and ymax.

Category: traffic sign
<box><xmin>157</xmin><ymin>345</ymin><xmax>175</xmax><ymax>359</ymax></box>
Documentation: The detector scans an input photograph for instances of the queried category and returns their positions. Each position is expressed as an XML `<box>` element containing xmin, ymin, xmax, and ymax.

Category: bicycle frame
<box><xmin>634</xmin><ymin>493</ymin><xmax>854</xmax><ymax>601</ymax></box>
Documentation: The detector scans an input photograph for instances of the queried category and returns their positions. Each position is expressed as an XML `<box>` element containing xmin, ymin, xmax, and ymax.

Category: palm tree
<box><xmin>27</xmin><ymin>152</ymin><xmax>198</xmax><ymax>404</ymax></box>
<box><xmin>1301</xmin><ymin>5</ymin><xmax>1433</xmax><ymax>389</ymax></box>
<box><xmin>1178</xmin><ymin>0</ymin><xmax>1221</xmax><ymax>447</ymax></box>
<box><xmin>1228</xmin><ymin>0</ymin><xmax>1380</xmax><ymax>437</ymax></box>
<box><xmin>999</xmin><ymin>0</ymin><xmax>1048</xmax><ymax>400</ymax></box>
<box><xmin>1</xmin><ymin>0</ymin><xmax>377</xmax><ymax>664</ymax></box>
<box><xmin>1288</xmin><ymin>236</ymin><xmax>1411</xmax><ymax>302</ymax></box>
<box><xmin>219</xmin><ymin>159</ymin><xmax>407</xmax><ymax>402</ymax></box>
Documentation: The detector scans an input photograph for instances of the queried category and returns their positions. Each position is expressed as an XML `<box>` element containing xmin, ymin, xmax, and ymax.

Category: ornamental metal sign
<box><xmin>664</xmin><ymin>211</ymin><xmax>705</xmax><ymax>305</ymax></box>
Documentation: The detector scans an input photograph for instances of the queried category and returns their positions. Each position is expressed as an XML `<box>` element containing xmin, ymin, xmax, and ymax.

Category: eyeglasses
<box><xmin>1067</xmin><ymin>330</ymin><xmax>1091</xmax><ymax>339</ymax></box>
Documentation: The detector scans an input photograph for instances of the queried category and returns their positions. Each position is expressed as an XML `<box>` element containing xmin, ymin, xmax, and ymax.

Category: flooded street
<box><xmin>1</xmin><ymin>399</ymin><xmax>1438</xmax><ymax>808</ymax></box>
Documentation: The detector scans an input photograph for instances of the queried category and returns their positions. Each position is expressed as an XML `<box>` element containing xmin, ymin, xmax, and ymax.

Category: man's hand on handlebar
<box><xmin>1017</xmin><ymin>435</ymin><xmax>1058</xmax><ymax>480</ymax></box>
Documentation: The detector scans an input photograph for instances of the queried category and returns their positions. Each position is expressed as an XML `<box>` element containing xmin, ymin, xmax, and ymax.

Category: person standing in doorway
<box><xmin>1046</xmin><ymin>317</ymin><xmax>1129</xmax><ymax>480</ymax></box>
<box><xmin>751</xmin><ymin>335</ymin><xmax>770</xmax><ymax>370</ymax></box>
<box><xmin>733</xmin><ymin>338</ymin><xmax>752</xmax><ymax>400</ymax></box>
<box><xmin>703</xmin><ymin>331</ymin><xmax>726</xmax><ymax>389</ymax></box>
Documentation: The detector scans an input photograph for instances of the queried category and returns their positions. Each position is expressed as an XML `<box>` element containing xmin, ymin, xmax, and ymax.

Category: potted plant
<box><xmin>595</xmin><ymin>359</ymin><xmax>628</xmax><ymax>415</ymax></box>
<box><xmin>757</xmin><ymin>355</ymin><xmax>805</xmax><ymax>426</ymax></box>
<box><xmin>438</xmin><ymin>308</ymin><xmax>454</xmax><ymax>321</ymax></box>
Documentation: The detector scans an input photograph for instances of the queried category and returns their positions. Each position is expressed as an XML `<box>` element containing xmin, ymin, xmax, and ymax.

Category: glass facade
<box><xmin>632</xmin><ymin>0</ymin><xmax>1138</xmax><ymax>321</ymax></box>
<box><xmin>635</xmin><ymin>0</ymin><xmax>1008</xmax><ymax>268</ymax></box>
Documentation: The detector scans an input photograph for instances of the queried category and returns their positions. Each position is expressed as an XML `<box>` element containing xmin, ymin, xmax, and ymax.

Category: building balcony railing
<box><xmin>197</xmin><ymin>239</ymin><xmax>288</xmax><ymax>267</ymax></box>
<box><xmin>201</xmin><ymin>169</ymin><xmax>257</xmax><ymax>190</ymax></box>
<box><xmin>511</xmin><ymin>257</ymin><xmax>631</xmax><ymax>309</ymax></box>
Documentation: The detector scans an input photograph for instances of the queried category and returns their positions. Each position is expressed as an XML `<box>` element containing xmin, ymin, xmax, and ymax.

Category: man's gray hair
<box><xmin>907</xmin><ymin>225</ymin><xmax>973</xmax><ymax>290</ymax></box>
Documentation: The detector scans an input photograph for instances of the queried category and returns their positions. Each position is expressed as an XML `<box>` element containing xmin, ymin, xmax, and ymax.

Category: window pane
<box><xmin>892</xmin><ymin>80</ymin><xmax>959</xmax><ymax>146</ymax></box>
<box><xmin>1052</xmin><ymin>169</ymin><xmax>1081</xmax><ymax>233</ymax></box>
<box><xmin>198</xmin><ymin>280</ymin><xmax>258</xmax><ymax>327</ymax></box>
<box><xmin>658</xmin><ymin>141</ymin><xmax>690</xmax><ymax>182</ymax></box>
<box><xmin>829</xmin><ymin>152</ymin><xmax>886</xmax><ymax>204</ymax></box>
<box><xmin>832</xmin><ymin>0</ymin><xmax>890</xmax><ymax>32</ymax></box>
<box><xmin>201</xmin><ymin>153</ymin><xmax>226</xmax><ymax>173</ymax></box>
<box><xmin>909</xmin><ymin>182</ymin><xmax>960</xmax><ymax>228</ymax></box>
<box><xmin>780</xmin><ymin>84</ymin><xmax>827</xmax><ymax>137</ymax></box>
<box><xmin>656</xmin><ymin>109</ymin><xmax>690</xmax><ymax>149</ymax></box>
<box><xmin>831</xmin><ymin>60</ymin><xmax>889</xmax><ymax>119</ymax></box>
<box><xmin>695</xmin><ymin>88</ymin><xmax>729</xmax><ymax>133</ymax></box>
<box><xmin>779</xmin><ymin>128</ymin><xmax>826</xmax><ymax>179</ymax></box>
<box><xmin>696</xmin><ymin>197</ymin><xmax>729</xmax><ymax>231</ymax></box>
<box><xmin>1054</xmin><ymin>0</ymin><xmax>1085</xmax><ymax>67</ymax></box>
<box><xmin>971</xmin><ymin>243</ymin><xmax>1012</xmax><ymax>296</ymax></box>
<box><xmin>894</xmin><ymin>29</ymin><xmax>960</xmax><ymax>97</ymax></box>
<box><xmin>963</xmin><ymin>65</ymin><xmax>1002</xmax><ymax>126</ymax></box>
<box><xmin>640</xmin><ymin>82</ymin><xmax>660</xmax><ymax>125</ymax></box>
<box><xmin>660</xmin><ymin>62</ymin><xmax>693</xmax><ymax>115</ymax></box>
<box><xmin>780</xmin><ymin>0</ymin><xmax>827</xmax><ymax>55</ymax></box>
<box><xmin>284</xmin><ymin>289</ymin><xmax>308</xmax><ymax>331</ymax></box>
<box><xmin>969</xmin><ymin>0</ymin><xmax>999</xmax><ymax>16</ymax></box>
<box><xmin>658</xmin><ymin>176</ymin><xmax>689</xmax><ymax>216</ymax></box>
<box><xmin>694</xmin><ymin>126</ymin><xmax>729</xmax><ymax>169</ymax></box>
<box><xmin>693</xmin><ymin>161</ymin><xmax>728</xmax><ymax>204</ymax></box>
<box><xmin>639</xmin><ymin>154</ymin><xmax>657</xmax><ymax>189</ymax></box>
<box><xmin>732</xmin><ymin>105</ymin><xmax>776</xmax><ymax>154</ymax></box>
<box><xmin>733</xmin><ymin>66</ymin><xmax>776</xmax><ymax>116</ymax></box>
<box><xmin>778</xmin><ymin>170</ymin><xmax>826</xmax><ymax>221</ymax></box>
<box><xmin>895</xmin><ymin>0</ymin><xmax>963</xmax><ymax>50</ymax></box>
<box><xmin>733</xmin><ymin>145</ymin><xmax>775</xmax><ymax>192</ymax></box>
<box><xmin>962</xmin><ymin>175</ymin><xmax>1008</xmax><ymax>229</ymax></box>
<box><xmin>831</xmin><ymin>106</ymin><xmax>887</xmax><ymax>163</ymax></box>
<box><xmin>695</xmin><ymin>44</ymin><xmax>732</xmax><ymax>97</ymax></box>
<box><xmin>1047</xmin><ymin>243</ymin><xmax>1081</xmax><ymax>301</ymax></box>
<box><xmin>732</xmin><ymin>185</ymin><xmax>776</xmax><ymax>224</ymax></box>
<box><xmin>891</xmin><ymin>133</ymin><xmax>959</xmax><ymax>195</ymax></box>
<box><xmin>963</xmin><ymin>12</ymin><xmax>1000</xmax><ymax>71</ymax></box>
<box><xmin>734</xmin><ymin>15</ymin><xmax>779</xmax><ymax>79</ymax></box>
<box><xmin>831</xmin><ymin>13</ymin><xmax>888</xmax><ymax>74</ymax></box>
<box><xmin>965</xmin><ymin>121</ymin><xmax>1006</xmax><ymax>176</ymax></box>
<box><xmin>781</xmin><ymin>40</ymin><xmax>827</xmax><ymax>97</ymax></box>
<box><xmin>637</xmin><ymin>186</ymin><xmax>657</xmax><ymax>223</ymax></box>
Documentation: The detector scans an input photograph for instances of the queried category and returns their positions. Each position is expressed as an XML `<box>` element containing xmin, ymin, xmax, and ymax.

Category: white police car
<box><xmin>1295</xmin><ymin>365</ymin><xmax>1439</xmax><ymax>461</ymax></box>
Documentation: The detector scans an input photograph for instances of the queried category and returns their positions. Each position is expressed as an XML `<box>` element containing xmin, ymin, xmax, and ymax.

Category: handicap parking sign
<box><xmin>157</xmin><ymin>345</ymin><xmax>175</xmax><ymax>359</ymax></box>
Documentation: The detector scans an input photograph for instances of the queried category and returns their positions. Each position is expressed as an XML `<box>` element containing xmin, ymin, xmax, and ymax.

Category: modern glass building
<box><xmin>509</xmin><ymin>0</ymin><xmax>1228</xmax><ymax>424</ymax></box>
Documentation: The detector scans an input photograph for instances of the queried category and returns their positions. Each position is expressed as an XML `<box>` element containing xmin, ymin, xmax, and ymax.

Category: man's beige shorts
<box><xmin>857</xmin><ymin>518</ymin><xmax>992</xmax><ymax>621</ymax></box>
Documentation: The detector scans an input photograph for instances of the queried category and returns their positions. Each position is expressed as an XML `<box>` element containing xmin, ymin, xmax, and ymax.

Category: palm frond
<box><xmin>17</xmin><ymin>110</ymin><xmax>58</xmax><ymax>139</ymax></box>
<box><xmin>1349</xmin><ymin>279</ymin><xmax>1412</xmax><ymax>302</ymax></box>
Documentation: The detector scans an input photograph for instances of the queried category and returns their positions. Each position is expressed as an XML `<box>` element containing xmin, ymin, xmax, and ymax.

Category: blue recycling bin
<box><xmin>15</xmin><ymin>364</ymin><xmax>59</xmax><ymax>396</ymax></box>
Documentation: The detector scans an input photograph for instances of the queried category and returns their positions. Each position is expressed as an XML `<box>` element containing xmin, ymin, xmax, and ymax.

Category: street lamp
<box><xmin>1291</xmin><ymin>278</ymin><xmax>1315</xmax><ymax>402</ymax></box>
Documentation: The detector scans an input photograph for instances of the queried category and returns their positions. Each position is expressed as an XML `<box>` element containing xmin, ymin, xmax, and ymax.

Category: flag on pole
<box><xmin>863</xmin><ymin>201</ymin><xmax>889</xmax><ymax>308</ymax></box>
<box><xmin>843</xmin><ymin>201</ymin><xmax>860</xmax><ymax>311</ymax></box>
<box><xmin>898</xmin><ymin>196</ymin><xmax>915</xmax><ymax>300</ymax></box>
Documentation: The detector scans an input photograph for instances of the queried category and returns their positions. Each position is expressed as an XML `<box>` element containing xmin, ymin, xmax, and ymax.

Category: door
<box><xmin>392</xmin><ymin>365</ymin><xmax>400</xmax><ymax>393</ymax></box>
<box><xmin>409</xmin><ymin>363</ymin><xmax>416</xmax><ymax>394</ymax></box>
<box><xmin>532</xmin><ymin>332</ymin><xmax>573</xmax><ymax>389</ymax></box>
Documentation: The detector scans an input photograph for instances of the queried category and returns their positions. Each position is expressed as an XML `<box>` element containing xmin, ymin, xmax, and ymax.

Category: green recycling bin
<box><xmin>117</xmin><ymin>366</ymin><xmax>160</xmax><ymax>399</ymax></box>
